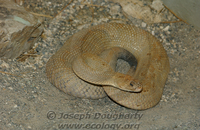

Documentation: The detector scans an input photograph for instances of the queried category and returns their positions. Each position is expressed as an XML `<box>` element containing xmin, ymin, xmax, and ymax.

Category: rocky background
<box><xmin>0</xmin><ymin>0</ymin><xmax>199</xmax><ymax>129</ymax></box>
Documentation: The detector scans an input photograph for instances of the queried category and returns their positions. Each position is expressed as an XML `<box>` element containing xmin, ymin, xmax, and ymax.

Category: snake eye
<box><xmin>130</xmin><ymin>81</ymin><xmax>135</xmax><ymax>86</ymax></box>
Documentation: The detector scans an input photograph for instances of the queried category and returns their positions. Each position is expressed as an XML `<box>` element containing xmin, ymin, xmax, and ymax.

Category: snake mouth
<box><xmin>116</xmin><ymin>85</ymin><xmax>143</xmax><ymax>93</ymax></box>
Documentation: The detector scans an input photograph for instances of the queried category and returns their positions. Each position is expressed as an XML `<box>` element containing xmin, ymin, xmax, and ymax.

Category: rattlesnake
<box><xmin>46</xmin><ymin>23</ymin><xmax>170</xmax><ymax>110</ymax></box>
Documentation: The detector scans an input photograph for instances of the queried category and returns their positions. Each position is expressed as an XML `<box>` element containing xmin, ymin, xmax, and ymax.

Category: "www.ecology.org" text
<box><xmin>57</xmin><ymin>122</ymin><xmax>140</xmax><ymax>129</ymax></box>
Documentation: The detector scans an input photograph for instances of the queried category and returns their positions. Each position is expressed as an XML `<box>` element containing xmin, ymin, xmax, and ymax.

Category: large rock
<box><xmin>162</xmin><ymin>0</ymin><xmax>200</xmax><ymax>30</ymax></box>
<box><xmin>0</xmin><ymin>0</ymin><xmax>43</xmax><ymax>60</ymax></box>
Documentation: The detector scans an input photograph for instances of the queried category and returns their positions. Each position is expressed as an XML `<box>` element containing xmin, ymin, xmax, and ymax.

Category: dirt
<box><xmin>0</xmin><ymin>0</ymin><xmax>199</xmax><ymax>130</ymax></box>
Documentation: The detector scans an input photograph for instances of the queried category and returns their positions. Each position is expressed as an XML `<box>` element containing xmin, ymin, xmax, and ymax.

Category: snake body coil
<box><xmin>46</xmin><ymin>23</ymin><xmax>170</xmax><ymax>110</ymax></box>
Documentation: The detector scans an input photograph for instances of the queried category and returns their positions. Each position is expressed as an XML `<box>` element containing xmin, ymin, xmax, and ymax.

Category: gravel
<box><xmin>0</xmin><ymin>0</ymin><xmax>199</xmax><ymax>129</ymax></box>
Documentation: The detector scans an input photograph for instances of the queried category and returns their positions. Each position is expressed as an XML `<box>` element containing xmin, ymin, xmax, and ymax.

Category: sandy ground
<box><xmin>0</xmin><ymin>0</ymin><xmax>199</xmax><ymax>130</ymax></box>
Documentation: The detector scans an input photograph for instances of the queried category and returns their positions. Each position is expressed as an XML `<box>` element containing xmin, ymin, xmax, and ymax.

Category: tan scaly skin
<box><xmin>46</xmin><ymin>23</ymin><xmax>170</xmax><ymax>110</ymax></box>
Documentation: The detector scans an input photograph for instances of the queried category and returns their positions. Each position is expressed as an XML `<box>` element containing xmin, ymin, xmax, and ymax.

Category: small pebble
<box><xmin>141</xmin><ymin>22</ymin><xmax>147</xmax><ymax>27</ymax></box>
<box><xmin>163</xmin><ymin>25</ymin><xmax>170</xmax><ymax>31</ymax></box>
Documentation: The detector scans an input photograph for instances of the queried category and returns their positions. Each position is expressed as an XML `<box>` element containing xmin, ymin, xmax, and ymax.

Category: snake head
<box><xmin>129</xmin><ymin>80</ymin><xmax>143</xmax><ymax>92</ymax></box>
<box><xmin>113</xmin><ymin>73</ymin><xmax>143</xmax><ymax>92</ymax></box>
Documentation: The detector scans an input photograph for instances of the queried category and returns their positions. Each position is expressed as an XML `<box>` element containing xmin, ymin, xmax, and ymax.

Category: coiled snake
<box><xmin>46</xmin><ymin>23</ymin><xmax>170</xmax><ymax>110</ymax></box>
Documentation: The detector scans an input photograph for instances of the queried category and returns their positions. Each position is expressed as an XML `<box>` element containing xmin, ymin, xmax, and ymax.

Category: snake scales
<box><xmin>46</xmin><ymin>23</ymin><xmax>170</xmax><ymax>110</ymax></box>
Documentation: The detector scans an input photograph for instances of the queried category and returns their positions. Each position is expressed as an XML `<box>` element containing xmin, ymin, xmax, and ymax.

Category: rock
<box><xmin>108</xmin><ymin>0</ymin><xmax>164</xmax><ymax>23</ymax></box>
<box><xmin>0</xmin><ymin>0</ymin><xmax>44</xmax><ymax>60</ymax></box>
<box><xmin>162</xmin><ymin>0</ymin><xmax>200</xmax><ymax>30</ymax></box>
<box><xmin>150</xmin><ymin>0</ymin><xmax>164</xmax><ymax>12</ymax></box>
